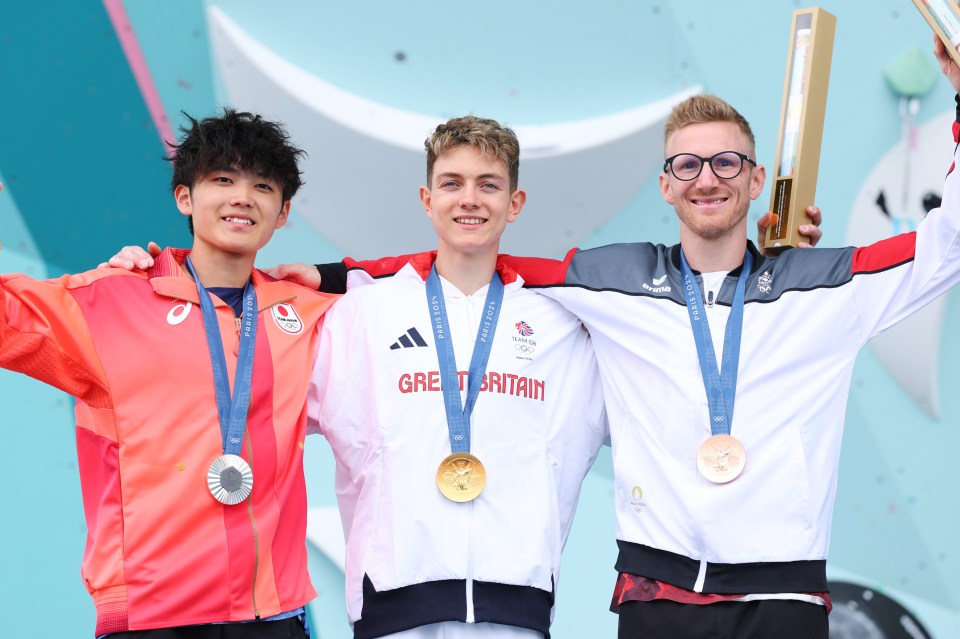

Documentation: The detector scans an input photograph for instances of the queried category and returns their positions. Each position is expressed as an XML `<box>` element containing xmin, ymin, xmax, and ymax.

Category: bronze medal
<box><xmin>697</xmin><ymin>434</ymin><xmax>746</xmax><ymax>484</ymax></box>
<box><xmin>436</xmin><ymin>453</ymin><xmax>486</xmax><ymax>502</ymax></box>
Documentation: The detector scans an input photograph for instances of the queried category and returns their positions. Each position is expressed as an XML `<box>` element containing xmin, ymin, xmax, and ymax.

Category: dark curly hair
<box><xmin>166</xmin><ymin>109</ymin><xmax>305</xmax><ymax>233</ymax></box>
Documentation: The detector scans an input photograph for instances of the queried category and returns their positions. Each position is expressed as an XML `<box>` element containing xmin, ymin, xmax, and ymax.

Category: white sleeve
<box><xmin>853</xmin><ymin>137</ymin><xmax>960</xmax><ymax>338</ymax></box>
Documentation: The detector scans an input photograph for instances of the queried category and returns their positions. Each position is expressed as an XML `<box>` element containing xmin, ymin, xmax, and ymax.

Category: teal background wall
<box><xmin>2</xmin><ymin>1</ymin><xmax>959</xmax><ymax>637</ymax></box>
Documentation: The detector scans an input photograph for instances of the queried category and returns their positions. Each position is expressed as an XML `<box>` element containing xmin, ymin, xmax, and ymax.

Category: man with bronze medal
<box><xmin>0</xmin><ymin>110</ymin><xmax>337</xmax><ymax>638</ymax></box>
<box><xmin>475</xmin><ymin>40</ymin><xmax>960</xmax><ymax>639</ymax></box>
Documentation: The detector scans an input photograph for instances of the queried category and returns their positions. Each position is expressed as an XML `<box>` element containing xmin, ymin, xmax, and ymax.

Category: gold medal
<box><xmin>436</xmin><ymin>453</ymin><xmax>486</xmax><ymax>502</ymax></box>
<box><xmin>697</xmin><ymin>434</ymin><xmax>746</xmax><ymax>483</ymax></box>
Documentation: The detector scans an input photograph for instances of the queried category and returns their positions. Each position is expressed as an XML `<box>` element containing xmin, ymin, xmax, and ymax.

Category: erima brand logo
<box><xmin>167</xmin><ymin>301</ymin><xmax>192</xmax><ymax>325</ymax></box>
<box><xmin>642</xmin><ymin>273</ymin><xmax>671</xmax><ymax>293</ymax></box>
<box><xmin>390</xmin><ymin>327</ymin><xmax>428</xmax><ymax>350</ymax></box>
<box><xmin>628</xmin><ymin>485</ymin><xmax>647</xmax><ymax>514</ymax></box>
<box><xmin>512</xmin><ymin>320</ymin><xmax>537</xmax><ymax>361</ymax></box>
<box><xmin>272</xmin><ymin>303</ymin><xmax>303</xmax><ymax>334</ymax></box>
<box><xmin>757</xmin><ymin>271</ymin><xmax>773</xmax><ymax>294</ymax></box>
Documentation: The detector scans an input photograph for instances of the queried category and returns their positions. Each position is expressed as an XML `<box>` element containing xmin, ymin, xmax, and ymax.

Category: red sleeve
<box><xmin>851</xmin><ymin>233</ymin><xmax>917</xmax><ymax>275</ymax></box>
<box><xmin>497</xmin><ymin>248</ymin><xmax>577</xmax><ymax>286</ymax></box>
<box><xmin>343</xmin><ymin>253</ymin><xmax>428</xmax><ymax>278</ymax></box>
<box><xmin>0</xmin><ymin>272</ymin><xmax>112</xmax><ymax>407</ymax></box>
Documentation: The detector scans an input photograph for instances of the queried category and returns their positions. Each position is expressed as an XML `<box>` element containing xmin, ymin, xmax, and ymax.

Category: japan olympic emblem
<box><xmin>272</xmin><ymin>303</ymin><xmax>304</xmax><ymax>334</ymax></box>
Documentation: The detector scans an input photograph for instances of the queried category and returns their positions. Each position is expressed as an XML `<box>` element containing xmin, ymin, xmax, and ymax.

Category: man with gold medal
<box><xmin>306</xmin><ymin>117</ymin><xmax>608</xmax><ymax>638</ymax></box>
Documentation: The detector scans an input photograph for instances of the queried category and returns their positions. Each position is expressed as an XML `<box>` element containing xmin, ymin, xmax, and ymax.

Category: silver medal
<box><xmin>207</xmin><ymin>454</ymin><xmax>253</xmax><ymax>505</ymax></box>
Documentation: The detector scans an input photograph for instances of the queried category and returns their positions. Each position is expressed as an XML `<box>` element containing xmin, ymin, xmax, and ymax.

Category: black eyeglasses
<box><xmin>664</xmin><ymin>151</ymin><xmax>757</xmax><ymax>181</ymax></box>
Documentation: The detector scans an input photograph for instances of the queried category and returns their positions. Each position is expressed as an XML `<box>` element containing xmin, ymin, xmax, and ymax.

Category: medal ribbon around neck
<box><xmin>426</xmin><ymin>265</ymin><xmax>503</xmax><ymax>502</ymax></box>
<box><xmin>185</xmin><ymin>256</ymin><xmax>257</xmax><ymax>504</ymax></box>
<box><xmin>679</xmin><ymin>249</ymin><xmax>753</xmax><ymax>437</ymax></box>
<box><xmin>425</xmin><ymin>264</ymin><xmax>504</xmax><ymax>454</ymax></box>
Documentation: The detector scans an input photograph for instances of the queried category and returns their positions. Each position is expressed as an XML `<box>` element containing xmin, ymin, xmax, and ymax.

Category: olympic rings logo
<box><xmin>515</xmin><ymin>344</ymin><xmax>536</xmax><ymax>355</ymax></box>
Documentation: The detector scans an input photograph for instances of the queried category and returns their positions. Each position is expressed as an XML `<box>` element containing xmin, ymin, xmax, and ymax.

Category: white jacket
<box><xmin>308</xmin><ymin>253</ymin><xmax>607</xmax><ymax>638</ymax></box>
<box><xmin>505</xmin><ymin>132</ymin><xmax>960</xmax><ymax>595</ymax></box>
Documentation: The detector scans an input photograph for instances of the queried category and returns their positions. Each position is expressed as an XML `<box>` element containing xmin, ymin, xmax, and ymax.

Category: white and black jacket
<box><xmin>489</xmin><ymin>122</ymin><xmax>960</xmax><ymax>596</ymax></box>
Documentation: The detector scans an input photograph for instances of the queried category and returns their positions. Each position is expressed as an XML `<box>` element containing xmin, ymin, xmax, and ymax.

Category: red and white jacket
<box><xmin>309</xmin><ymin>252</ymin><xmax>607</xmax><ymax>638</ymax></box>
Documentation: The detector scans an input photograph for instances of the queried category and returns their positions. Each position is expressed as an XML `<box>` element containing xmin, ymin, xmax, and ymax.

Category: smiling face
<box><xmin>420</xmin><ymin>145</ymin><xmax>526</xmax><ymax>262</ymax></box>
<box><xmin>660</xmin><ymin>121</ymin><xmax>765</xmax><ymax>244</ymax></box>
<box><xmin>176</xmin><ymin>168</ymin><xmax>290</xmax><ymax>261</ymax></box>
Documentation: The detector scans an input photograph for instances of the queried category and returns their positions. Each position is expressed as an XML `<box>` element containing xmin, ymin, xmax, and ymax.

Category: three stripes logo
<box><xmin>390</xmin><ymin>327</ymin><xmax>428</xmax><ymax>350</ymax></box>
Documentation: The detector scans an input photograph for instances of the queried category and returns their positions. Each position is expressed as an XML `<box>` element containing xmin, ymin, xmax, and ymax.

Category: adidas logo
<box><xmin>390</xmin><ymin>327</ymin><xmax>428</xmax><ymax>350</ymax></box>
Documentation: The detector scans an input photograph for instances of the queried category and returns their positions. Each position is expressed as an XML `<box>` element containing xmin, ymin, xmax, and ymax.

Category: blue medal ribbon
<box><xmin>679</xmin><ymin>249</ymin><xmax>753</xmax><ymax>436</ymax></box>
<box><xmin>185</xmin><ymin>257</ymin><xmax>257</xmax><ymax>456</ymax></box>
<box><xmin>425</xmin><ymin>265</ymin><xmax>504</xmax><ymax>454</ymax></box>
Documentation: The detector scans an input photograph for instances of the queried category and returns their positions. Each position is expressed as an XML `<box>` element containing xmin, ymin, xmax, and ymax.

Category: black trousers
<box><xmin>106</xmin><ymin>616</ymin><xmax>307</xmax><ymax>639</ymax></box>
<box><xmin>618</xmin><ymin>599</ymin><xmax>828</xmax><ymax>639</ymax></box>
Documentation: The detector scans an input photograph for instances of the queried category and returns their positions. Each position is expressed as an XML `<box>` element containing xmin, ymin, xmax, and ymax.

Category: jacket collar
<box><xmin>668</xmin><ymin>240</ymin><xmax>763</xmax><ymax>277</ymax></box>
<box><xmin>402</xmin><ymin>250</ymin><xmax>525</xmax><ymax>291</ymax></box>
<box><xmin>148</xmin><ymin>247</ymin><xmax>300</xmax><ymax>310</ymax></box>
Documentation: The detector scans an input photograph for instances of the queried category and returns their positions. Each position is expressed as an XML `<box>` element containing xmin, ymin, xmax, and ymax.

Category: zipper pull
<box><xmin>234</xmin><ymin>315</ymin><xmax>241</xmax><ymax>357</ymax></box>
<box><xmin>707</xmin><ymin>290</ymin><xmax>715</xmax><ymax>308</ymax></box>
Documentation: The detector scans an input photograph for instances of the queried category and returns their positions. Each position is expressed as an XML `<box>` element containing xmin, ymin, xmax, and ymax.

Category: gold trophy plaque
<box><xmin>911</xmin><ymin>0</ymin><xmax>960</xmax><ymax>68</ymax></box>
<box><xmin>764</xmin><ymin>8</ymin><xmax>836</xmax><ymax>252</ymax></box>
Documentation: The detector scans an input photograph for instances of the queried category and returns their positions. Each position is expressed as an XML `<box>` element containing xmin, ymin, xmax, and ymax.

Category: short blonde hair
<box><xmin>425</xmin><ymin>115</ymin><xmax>520</xmax><ymax>191</ymax></box>
<box><xmin>664</xmin><ymin>95</ymin><xmax>756</xmax><ymax>154</ymax></box>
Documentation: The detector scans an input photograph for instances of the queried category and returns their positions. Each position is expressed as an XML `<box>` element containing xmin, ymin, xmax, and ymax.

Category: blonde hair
<box><xmin>664</xmin><ymin>94</ymin><xmax>756</xmax><ymax>154</ymax></box>
<box><xmin>425</xmin><ymin>115</ymin><xmax>520</xmax><ymax>191</ymax></box>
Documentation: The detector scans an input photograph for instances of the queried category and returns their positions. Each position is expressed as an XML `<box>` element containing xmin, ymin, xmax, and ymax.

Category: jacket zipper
<box><xmin>466</xmin><ymin>500</ymin><xmax>476</xmax><ymax>622</ymax></box>
<box><xmin>464</xmin><ymin>295</ymin><xmax>478</xmax><ymax>623</ymax></box>
<box><xmin>159</xmin><ymin>289</ymin><xmax>262</xmax><ymax>615</ymax></box>
<box><xmin>692</xmin><ymin>273</ymin><xmax>708</xmax><ymax>592</ymax></box>
<box><xmin>235</xmin><ymin>306</ymin><xmax>260</xmax><ymax>619</ymax></box>
<box><xmin>693</xmin><ymin>275</ymin><xmax>729</xmax><ymax>592</ymax></box>
<box><xmin>245</xmin><ymin>429</ymin><xmax>261</xmax><ymax>619</ymax></box>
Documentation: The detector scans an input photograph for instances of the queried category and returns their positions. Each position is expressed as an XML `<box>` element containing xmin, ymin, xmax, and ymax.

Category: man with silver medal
<box><xmin>0</xmin><ymin>110</ymin><xmax>337</xmax><ymax>638</ymax></box>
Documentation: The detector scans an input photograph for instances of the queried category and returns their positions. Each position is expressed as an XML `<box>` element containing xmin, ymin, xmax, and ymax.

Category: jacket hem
<box><xmin>353</xmin><ymin>574</ymin><xmax>553</xmax><ymax>639</ymax></box>
<box><xmin>615</xmin><ymin>540</ymin><xmax>828</xmax><ymax>594</ymax></box>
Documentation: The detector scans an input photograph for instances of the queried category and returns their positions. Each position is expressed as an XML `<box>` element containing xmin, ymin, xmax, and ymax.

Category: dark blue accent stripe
<box><xmin>353</xmin><ymin>574</ymin><xmax>553</xmax><ymax>639</ymax></box>
<box><xmin>474</xmin><ymin>579</ymin><xmax>554</xmax><ymax>637</ymax></box>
